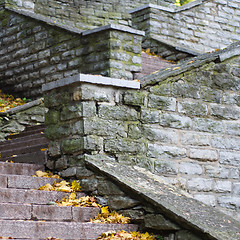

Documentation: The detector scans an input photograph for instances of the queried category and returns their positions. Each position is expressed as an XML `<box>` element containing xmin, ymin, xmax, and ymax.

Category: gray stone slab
<box><xmin>42</xmin><ymin>74</ymin><xmax>140</xmax><ymax>92</ymax></box>
<box><xmin>82</xmin><ymin>24</ymin><xmax>145</xmax><ymax>36</ymax></box>
<box><xmin>0</xmin><ymin>203</ymin><xmax>31</xmax><ymax>220</ymax></box>
<box><xmin>72</xmin><ymin>207</ymin><xmax>100</xmax><ymax>222</ymax></box>
<box><xmin>32</xmin><ymin>205</ymin><xmax>72</xmax><ymax>221</ymax></box>
<box><xmin>0</xmin><ymin>188</ymin><xmax>84</xmax><ymax>204</ymax></box>
<box><xmin>0</xmin><ymin>175</ymin><xmax>7</xmax><ymax>188</ymax></box>
<box><xmin>0</xmin><ymin>162</ymin><xmax>44</xmax><ymax>176</ymax></box>
<box><xmin>7</xmin><ymin>175</ymin><xmax>61</xmax><ymax>189</ymax></box>
<box><xmin>0</xmin><ymin>220</ymin><xmax>137</xmax><ymax>239</ymax></box>
<box><xmin>86</xmin><ymin>159</ymin><xmax>240</xmax><ymax>240</ymax></box>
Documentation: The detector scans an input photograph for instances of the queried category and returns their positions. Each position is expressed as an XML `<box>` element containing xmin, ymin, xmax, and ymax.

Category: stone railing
<box><xmin>130</xmin><ymin>0</ymin><xmax>240</xmax><ymax>55</ymax></box>
<box><xmin>0</xmin><ymin>4</ymin><xmax>144</xmax><ymax>99</ymax></box>
<box><xmin>0</xmin><ymin>98</ymin><xmax>45</xmax><ymax>141</ymax></box>
<box><xmin>42</xmin><ymin>42</ymin><xmax>240</xmax><ymax>221</ymax></box>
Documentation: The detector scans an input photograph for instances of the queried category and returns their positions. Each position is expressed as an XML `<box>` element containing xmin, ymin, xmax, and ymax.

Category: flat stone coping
<box><xmin>5</xmin><ymin>6</ymin><xmax>144</xmax><ymax>37</ymax></box>
<box><xmin>42</xmin><ymin>74</ymin><xmax>140</xmax><ymax>92</ymax></box>
<box><xmin>151</xmin><ymin>34</ymin><xmax>203</xmax><ymax>55</ymax></box>
<box><xmin>86</xmin><ymin>158</ymin><xmax>240</xmax><ymax>240</ymax></box>
<box><xmin>0</xmin><ymin>98</ymin><xmax>44</xmax><ymax>116</ymax></box>
<box><xmin>129</xmin><ymin>0</ymin><xmax>204</xmax><ymax>14</ymax></box>
<box><xmin>82</xmin><ymin>24</ymin><xmax>145</xmax><ymax>36</ymax></box>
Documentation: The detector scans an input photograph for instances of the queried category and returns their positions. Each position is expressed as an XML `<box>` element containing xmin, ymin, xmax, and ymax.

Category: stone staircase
<box><xmin>0</xmin><ymin>125</ymin><xmax>49</xmax><ymax>165</ymax></box>
<box><xmin>0</xmin><ymin>126</ymin><xmax>138</xmax><ymax>239</ymax></box>
<box><xmin>0</xmin><ymin>161</ymin><xmax>138</xmax><ymax>239</ymax></box>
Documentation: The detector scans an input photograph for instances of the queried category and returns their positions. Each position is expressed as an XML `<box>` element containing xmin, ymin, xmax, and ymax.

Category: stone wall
<box><xmin>0</xmin><ymin>98</ymin><xmax>45</xmax><ymax>141</ymax></box>
<box><xmin>0</xmin><ymin>5</ymin><xmax>143</xmax><ymax>99</ymax></box>
<box><xmin>131</xmin><ymin>0</ymin><xmax>240</xmax><ymax>54</ymax></box>
<box><xmin>42</xmin><ymin>44</ymin><xmax>240</xmax><ymax>220</ymax></box>
<box><xmin>5</xmin><ymin>0</ymin><xmax>175</xmax><ymax>30</ymax></box>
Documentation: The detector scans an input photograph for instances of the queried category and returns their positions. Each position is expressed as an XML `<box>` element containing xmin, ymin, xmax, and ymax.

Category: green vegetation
<box><xmin>175</xmin><ymin>0</ymin><xmax>195</xmax><ymax>6</ymax></box>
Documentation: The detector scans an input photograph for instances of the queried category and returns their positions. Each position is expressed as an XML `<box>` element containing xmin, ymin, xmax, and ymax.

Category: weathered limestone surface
<box><xmin>0</xmin><ymin>3</ymin><xmax>143</xmax><ymax>99</ymax></box>
<box><xmin>85</xmin><ymin>158</ymin><xmax>240</xmax><ymax>240</ymax></box>
<box><xmin>0</xmin><ymin>98</ymin><xmax>45</xmax><ymax>141</ymax></box>
<box><xmin>43</xmin><ymin>42</ymin><xmax>240</xmax><ymax>222</ymax></box>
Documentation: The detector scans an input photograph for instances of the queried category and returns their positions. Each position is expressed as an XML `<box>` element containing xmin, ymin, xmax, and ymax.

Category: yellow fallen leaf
<box><xmin>173</xmin><ymin>67</ymin><xmax>180</xmax><ymax>70</ymax></box>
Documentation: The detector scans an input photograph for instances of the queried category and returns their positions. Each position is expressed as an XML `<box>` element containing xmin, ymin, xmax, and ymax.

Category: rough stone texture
<box><xmin>0</xmin><ymin>6</ymin><xmax>143</xmax><ymax>99</ymax></box>
<box><xmin>85</xmin><ymin>158</ymin><xmax>240</xmax><ymax>240</ymax></box>
<box><xmin>0</xmin><ymin>99</ymin><xmax>45</xmax><ymax>141</ymax></box>
<box><xmin>131</xmin><ymin>1</ymin><xmax>240</xmax><ymax>55</ymax></box>
<box><xmin>43</xmin><ymin>43</ymin><xmax>240</xmax><ymax>220</ymax></box>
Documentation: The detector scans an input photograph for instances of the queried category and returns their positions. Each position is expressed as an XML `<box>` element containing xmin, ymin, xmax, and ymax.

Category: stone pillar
<box><xmin>42</xmin><ymin>73</ymin><xmax>140</xmax><ymax>177</ymax></box>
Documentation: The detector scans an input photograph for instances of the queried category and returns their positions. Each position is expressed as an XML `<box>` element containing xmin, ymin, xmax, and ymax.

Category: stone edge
<box><xmin>5</xmin><ymin>6</ymin><xmax>144</xmax><ymax>37</ymax></box>
<box><xmin>141</xmin><ymin>41</ymin><xmax>240</xmax><ymax>88</ymax></box>
<box><xmin>128</xmin><ymin>0</ymin><xmax>204</xmax><ymax>14</ymax></box>
<box><xmin>42</xmin><ymin>74</ymin><xmax>141</xmax><ymax>92</ymax></box>
<box><xmin>85</xmin><ymin>158</ymin><xmax>240</xmax><ymax>240</ymax></box>
<box><xmin>82</xmin><ymin>24</ymin><xmax>145</xmax><ymax>36</ymax></box>
<box><xmin>0</xmin><ymin>98</ymin><xmax>44</xmax><ymax>116</ymax></box>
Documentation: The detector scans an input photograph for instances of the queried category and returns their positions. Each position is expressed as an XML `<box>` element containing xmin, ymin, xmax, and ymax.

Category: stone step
<box><xmin>0</xmin><ymin>188</ymin><xmax>84</xmax><ymax>204</ymax></box>
<box><xmin>0</xmin><ymin>220</ymin><xmax>138</xmax><ymax>239</ymax></box>
<box><xmin>0</xmin><ymin>135</ymin><xmax>48</xmax><ymax>151</ymax></box>
<box><xmin>0</xmin><ymin>162</ymin><xmax>44</xmax><ymax>176</ymax></box>
<box><xmin>7</xmin><ymin>125</ymin><xmax>46</xmax><ymax>140</ymax></box>
<box><xmin>0</xmin><ymin>202</ymin><xmax>100</xmax><ymax>222</ymax></box>
<box><xmin>0</xmin><ymin>143</ymin><xmax>49</xmax><ymax>158</ymax></box>
<box><xmin>3</xmin><ymin>131</ymin><xmax>46</xmax><ymax>145</ymax></box>
<box><xmin>0</xmin><ymin>174</ymin><xmax>62</xmax><ymax>189</ymax></box>
<box><xmin>0</xmin><ymin>151</ymin><xmax>47</xmax><ymax>165</ymax></box>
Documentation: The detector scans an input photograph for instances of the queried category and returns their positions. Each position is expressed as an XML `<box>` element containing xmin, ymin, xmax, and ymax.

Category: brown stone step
<box><xmin>0</xmin><ymin>151</ymin><xmax>47</xmax><ymax>165</ymax></box>
<box><xmin>0</xmin><ymin>174</ymin><xmax>61</xmax><ymax>189</ymax></box>
<box><xmin>7</xmin><ymin>125</ymin><xmax>46</xmax><ymax>140</ymax></box>
<box><xmin>0</xmin><ymin>135</ymin><xmax>48</xmax><ymax>151</ymax></box>
<box><xmin>2</xmin><ymin>132</ymin><xmax>47</xmax><ymax>145</ymax></box>
<box><xmin>0</xmin><ymin>203</ymin><xmax>100</xmax><ymax>222</ymax></box>
<box><xmin>0</xmin><ymin>220</ymin><xmax>138</xmax><ymax>239</ymax></box>
<box><xmin>0</xmin><ymin>188</ymin><xmax>84</xmax><ymax>204</ymax></box>
<box><xmin>0</xmin><ymin>143</ymin><xmax>49</xmax><ymax>158</ymax></box>
<box><xmin>0</xmin><ymin>162</ymin><xmax>44</xmax><ymax>176</ymax></box>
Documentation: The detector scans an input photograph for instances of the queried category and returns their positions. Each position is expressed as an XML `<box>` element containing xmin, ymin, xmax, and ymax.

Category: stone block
<box><xmin>179</xmin><ymin>162</ymin><xmax>203</xmax><ymax>175</ymax></box>
<box><xmin>84</xmin><ymin>118</ymin><xmax>126</xmax><ymax>137</ymax></box>
<box><xmin>189</xmin><ymin>148</ymin><xmax>218</xmax><ymax>161</ymax></box>
<box><xmin>143</xmin><ymin>127</ymin><xmax>178</xmax><ymax>144</ymax></box>
<box><xmin>60</xmin><ymin>103</ymin><xmax>83</xmax><ymax>121</ymax></box>
<box><xmin>128</xmin><ymin>124</ymin><xmax>142</xmax><ymax>139</ymax></box>
<box><xmin>98</xmin><ymin>104</ymin><xmax>138</xmax><ymax>121</ymax></box>
<box><xmin>61</xmin><ymin>138</ymin><xmax>84</xmax><ymax>154</ymax></box>
<box><xmin>175</xmin><ymin>230</ymin><xmax>202</xmax><ymax>240</ymax></box>
<box><xmin>219</xmin><ymin>151</ymin><xmax>240</xmax><ymax>166</ymax></box>
<box><xmin>83</xmin><ymin>135</ymin><xmax>102</xmax><ymax>151</ymax></box>
<box><xmin>45</xmin><ymin>124</ymin><xmax>70</xmax><ymax>140</ymax></box>
<box><xmin>193</xmin><ymin>118</ymin><xmax>225</xmax><ymax>133</ymax></box>
<box><xmin>72</xmin><ymin>207</ymin><xmax>100</xmax><ymax>222</ymax></box>
<box><xmin>123</xmin><ymin>91</ymin><xmax>145</xmax><ymax>106</ymax></box>
<box><xmin>140</xmin><ymin>108</ymin><xmax>160</xmax><ymax>123</ymax></box>
<box><xmin>147</xmin><ymin>144</ymin><xmax>186</xmax><ymax>159</ymax></box>
<box><xmin>194</xmin><ymin>194</ymin><xmax>216</xmax><ymax>207</ymax></box>
<box><xmin>233</xmin><ymin>183</ymin><xmax>240</xmax><ymax>195</ymax></box>
<box><xmin>218</xmin><ymin>196</ymin><xmax>240</xmax><ymax>210</ymax></box>
<box><xmin>154</xmin><ymin>159</ymin><xmax>179</xmax><ymax>175</ymax></box>
<box><xmin>32</xmin><ymin>205</ymin><xmax>72</xmax><ymax>221</ymax></box>
<box><xmin>98</xmin><ymin>180</ymin><xmax>124</xmax><ymax>196</ymax></box>
<box><xmin>144</xmin><ymin>214</ymin><xmax>180</xmax><ymax>231</ymax></box>
<box><xmin>210</xmin><ymin>104</ymin><xmax>240</xmax><ymax>120</ymax></box>
<box><xmin>212</xmin><ymin>136</ymin><xmax>240</xmax><ymax>150</ymax></box>
<box><xmin>180</xmin><ymin>132</ymin><xmax>210</xmax><ymax>146</ymax></box>
<box><xmin>108</xmin><ymin>196</ymin><xmax>139</xmax><ymax>210</ymax></box>
<box><xmin>0</xmin><ymin>203</ymin><xmax>31</xmax><ymax>220</ymax></box>
<box><xmin>148</xmin><ymin>94</ymin><xmax>176</xmax><ymax>111</ymax></box>
<box><xmin>188</xmin><ymin>178</ymin><xmax>213</xmax><ymax>192</ymax></box>
<box><xmin>178</xmin><ymin>100</ymin><xmax>208</xmax><ymax>117</ymax></box>
<box><xmin>45</xmin><ymin>110</ymin><xmax>60</xmax><ymax>125</ymax></box>
<box><xmin>159</xmin><ymin>113</ymin><xmax>192</xmax><ymax>129</ymax></box>
<box><xmin>105</xmin><ymin>138</ymin><xmax>146</xmax><ymax>154</ymax></box>
<box><xmin>213</xmin><ymin>181</ymin><xmax>232</xmax><ymax>193</ymax></box>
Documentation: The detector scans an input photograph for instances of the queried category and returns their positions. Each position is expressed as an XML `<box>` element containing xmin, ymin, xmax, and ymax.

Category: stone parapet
<box><xmin>0</xmin><ymin>7</ymin><xmax>143</xmax><ymax>99</ymax></box>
